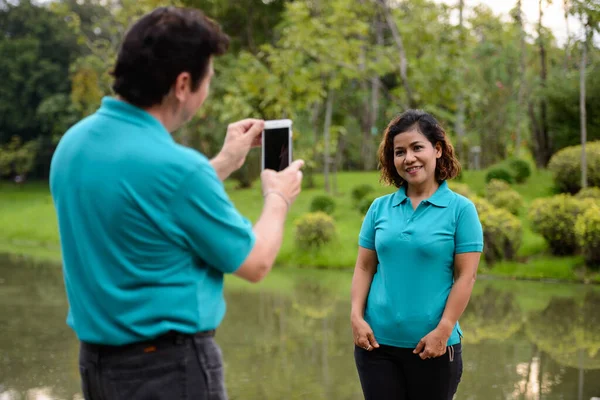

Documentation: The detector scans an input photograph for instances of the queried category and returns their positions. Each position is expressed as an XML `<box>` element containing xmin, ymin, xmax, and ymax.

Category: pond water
<box><xmin>1</xmin><ymin>254</ymin><xmax>600</xmax><ymax>400</ymax></box>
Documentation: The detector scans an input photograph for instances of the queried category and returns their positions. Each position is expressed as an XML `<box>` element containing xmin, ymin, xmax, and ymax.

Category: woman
<box><xmin>351</xmin><ymin>109</ymin><xmax>483</xmax><ymax>400</ymax></box>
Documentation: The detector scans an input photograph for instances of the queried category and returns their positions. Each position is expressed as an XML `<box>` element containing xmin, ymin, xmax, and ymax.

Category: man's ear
<box><xmin>173</xmin><ymin>72</ymin><xmax>192</xmax><ymax>102</ymax></box>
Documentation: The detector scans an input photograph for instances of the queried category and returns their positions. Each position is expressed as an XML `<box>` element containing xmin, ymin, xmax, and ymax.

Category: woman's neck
<box><xmin>406</xmin><ymin>180</ymin><xmax>439</xmax><ymax>200</ymax></box>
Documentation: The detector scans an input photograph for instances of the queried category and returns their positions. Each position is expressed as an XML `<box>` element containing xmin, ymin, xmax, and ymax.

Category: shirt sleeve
<box><xmin>169</xmin><ymin>161</ymin><xmax>256</xmax><ymax>273</ymax></box>
<box><xmin>358</xmin><ymin>200</ymin><xmax>377</xmax><ymax>250</ymax></box>
<box><xmin>455</xmin><ymin>201</ymin><xmax>484</xmax><ymax>254</ymax></box>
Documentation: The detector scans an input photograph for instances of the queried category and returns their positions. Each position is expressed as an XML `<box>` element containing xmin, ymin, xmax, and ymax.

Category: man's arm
<box><xmin>233</xmin><ymin>160</ymin><xmax>304</xmax><ymax>283</ymax></box>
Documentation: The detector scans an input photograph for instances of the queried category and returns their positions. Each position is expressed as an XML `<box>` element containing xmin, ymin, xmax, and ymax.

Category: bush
<box><xmin>357</xmin><ymin>197</ymin><xmax>374</xmax><ymax>215</ymax></box>
<box><xmin>489</xmin><ymin>191</ymin><xmax>523</xmax><ymax>216</ymax></box>
<box><xmin>548</xmin><ymin>141</ymin><xmax>600</xmax><ymax>194</ymax></box>
<box><xmin>309</xmin><ymin>195</ymin><xmax>336</xmax><ymax>215</ymax></box>
<box><xmin>485</xmin><ymin>167</ymin><xmax>514</xmax><ymax>184</ymax></box>
<box><xmin>575</xmin><ymin>186</ymin><xmax>600</xmax><ymax>201</ymax></box>
<box><xmin>575</xmin><ymin>204</ymin><xmax>600</xmax><ymax>269</ymax></box>
<box><xmin>508</xmin><ymin>159</ymin><xmax>532</xmax><ymax>183</ymax></box>
<box><xmin>528</xmin><ymin>194</ymin><xmax>595</xmax><ymax>255</ymax></box>
<box><xmin>485</xmin><ymin>179</ymin><xmax>512</xmax><ymax>198</ymax></box>
<box><xmin>351</xmin><ymin>184</ymin><xmax>374</xmax><ymax>203</ymax></box>
<box><xmin>295</xmin><ymin>212</ymin><xmax>337</xmax><ymax>250</ymax></box>
<box><xmin>449</xmin><ymin>183</ymin><xmax>473</xmax><ymax>199</ymax></box>
<box><xmin>472</xmin><ymin>196</ymin><xmax>522</xmax><ymax>264</ymax></box>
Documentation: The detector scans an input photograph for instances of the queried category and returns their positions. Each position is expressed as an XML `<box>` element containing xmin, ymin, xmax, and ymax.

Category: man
<box><xmin>50</xmin><ymin>7</ymin><xmax>303</xmax><ymax>400</ymax></box>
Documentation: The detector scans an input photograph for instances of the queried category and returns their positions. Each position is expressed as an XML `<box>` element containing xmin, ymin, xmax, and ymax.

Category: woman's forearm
<box><xmin>351</xmin><ymin>266</ymin><xmax>375</xmax><ymax>320</ymax></box>
<box><xmin>437</xmin><ymin>275</ymin><xmax>476</xmax><ymax>334</ymax></box>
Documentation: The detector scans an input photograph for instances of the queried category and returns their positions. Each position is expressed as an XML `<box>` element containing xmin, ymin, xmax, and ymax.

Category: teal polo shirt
<box><xmin>50</xmin><ymin>97</ymin><xmax>255</xmax><ymax>345</ymax></box>
<box><xmin>359</xmin><ymin>180</ymin><xmax>483</xmax><ymax>348</ymax></box>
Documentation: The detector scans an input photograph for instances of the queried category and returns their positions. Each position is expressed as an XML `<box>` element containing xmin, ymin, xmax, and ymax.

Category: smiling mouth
<box><xmin>406</xmin><ymin>166</ymin><xmax>422</xmax><ymax>173</ymax></box>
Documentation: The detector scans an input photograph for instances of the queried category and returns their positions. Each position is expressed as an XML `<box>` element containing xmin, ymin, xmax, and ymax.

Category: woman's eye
<box><xmin>414</xmin><ymin>146</ymin><xmax>422</xmax><ymax>151</ymax></box>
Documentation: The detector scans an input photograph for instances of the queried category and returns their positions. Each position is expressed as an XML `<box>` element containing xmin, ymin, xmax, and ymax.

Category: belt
<box><xmin>81</xmin><ymin>330</ymin><xmax>216</xmax><ymax>357</ymax></box>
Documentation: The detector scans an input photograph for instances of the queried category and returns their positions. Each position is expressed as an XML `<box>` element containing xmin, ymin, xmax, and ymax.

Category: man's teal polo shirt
<box><xmin>50</xmin><ymin>97</ymin><xmax>255</xmax><ymax>346</ymax></box>
<box><xmin>359</xmin><ymin>180</ymin><xmax>483</xmax><ymax>348</ymax></box>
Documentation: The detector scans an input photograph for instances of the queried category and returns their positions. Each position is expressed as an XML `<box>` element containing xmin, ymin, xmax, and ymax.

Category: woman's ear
<box><xmin>435</xmin><ymin>142</ymin><xmax>442</xmax><ymax>159</ymax></box>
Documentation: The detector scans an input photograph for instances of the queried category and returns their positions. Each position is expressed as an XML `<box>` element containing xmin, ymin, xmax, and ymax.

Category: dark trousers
<box><xmin>354</xmin><ymin>343</ymin><xmax>463</xmax><ymax>400</ymax></box>
<box><xmin>78</xmin><ymin>331</ymin><xmax>227</xmax><ymax>400</ymax></box>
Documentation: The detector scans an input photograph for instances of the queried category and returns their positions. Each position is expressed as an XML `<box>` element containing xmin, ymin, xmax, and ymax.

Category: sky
<box><xmin>434</xmin><ymin>0</ymin><xmax>587</xmax><ymax>47</ymax></box>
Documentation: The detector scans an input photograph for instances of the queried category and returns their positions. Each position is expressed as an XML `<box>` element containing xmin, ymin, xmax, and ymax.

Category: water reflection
<box><xmin>1</xmin><ymin>254</ymin><xmax>600</xmax><ymax>399</ymax></box>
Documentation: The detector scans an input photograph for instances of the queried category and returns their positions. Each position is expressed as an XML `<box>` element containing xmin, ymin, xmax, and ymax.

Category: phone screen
<box><xmin>263</xmin><ymin>127</ymin><xmax>291</xmax><ymax>171</ymax></box>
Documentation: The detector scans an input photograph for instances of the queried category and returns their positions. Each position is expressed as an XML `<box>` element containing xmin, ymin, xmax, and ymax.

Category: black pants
<box><xmin>78</xmin><ymin>331</ymin><xmax>227</xmax><ymax>400</ymax></box>
<box><xmin>354</xmin><ymin>343</ymin><xmax>463</xmax><ymax>400</ymax></box>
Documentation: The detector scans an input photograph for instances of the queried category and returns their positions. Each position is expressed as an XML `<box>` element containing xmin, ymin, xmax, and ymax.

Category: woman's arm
<box><xmin>351</xmin><ymin>247</ymin><xmax>380</xmax><ymax>350</ymax></box>
<box><xmin>413</xmin><ymin>252</ymin><xmax>481</xmax><ymax>359</ymax></box>
<box><xmin>437</xmin><ymin>252</ymin><xmax>481</xmax><ymax>335</ymax></box>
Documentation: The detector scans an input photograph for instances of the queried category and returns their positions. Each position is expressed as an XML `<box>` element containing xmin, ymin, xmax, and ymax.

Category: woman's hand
<box><xmin>413</xmin><ymin>326</ymin><xmax>452</xmax><ymax>360</ymax></box>
<box><xmin>352</xmin><ymin>315</ymin><xmax>379</xmax><ymax>351</ymax></box>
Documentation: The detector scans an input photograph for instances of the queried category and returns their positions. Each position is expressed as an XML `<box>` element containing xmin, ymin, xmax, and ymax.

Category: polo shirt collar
<box><xmin>392</xmin><ymin>180</ymin><xmax>452</xmax><ymax>208</ymax></box>
<box><xmin>97</xmin><ymin>97</ymin><xmax>172</xmax><ymax>140</ymax></box>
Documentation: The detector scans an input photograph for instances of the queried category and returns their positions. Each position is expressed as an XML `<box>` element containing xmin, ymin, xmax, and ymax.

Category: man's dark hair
<box><xmin>111</xmin><ymin>7</ymin><xmax>229</xmax><ymax>108</ymax></box>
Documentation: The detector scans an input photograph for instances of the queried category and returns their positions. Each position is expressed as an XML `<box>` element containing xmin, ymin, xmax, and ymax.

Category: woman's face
<box><xmin>393</xmin><ymin>129</ymin><xmax>441</xmax><ymax>188</ymax></box>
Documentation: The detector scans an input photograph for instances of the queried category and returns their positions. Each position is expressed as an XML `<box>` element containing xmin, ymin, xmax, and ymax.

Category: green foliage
<box><xmin>309</xmin><ymin>195</ymin><xmax>336</xmax><ymax>215</ymax></box>
<box><xmin>575</xmin><ymin>186</ymin><xmax>600</xmax><ymax>200</ymax></box>
<box><xmin>448</xmin><ymin>182</ymin><xmax>474</xmax><ymax>199</ymax></box>
<box><xmin>528</xmin><ymin>194</ymin><xmax>595</xmax><ymax>255</ymax></box>
<box><xmin>0</xmin><ymin>136</ymin><xmax>40</xmax><ymax>178</ymax></box>
<box><xmin>294</xmin><ymin>212</ymin><xmax>337</xmax><ymax>250</ymax></box>
<box><xmin>485</xmin><ymin>179</ymin><xmax>512</xmax><ymax>198</ymax></box>
<box><xmin>489</xmin><ymin>191</ymin><xmax>523</xmax><ymax>216</ymax></box>
<box><xmin>508</xmin><ymin>159</ymin><xmax>531</xmax><ymax>183</ymax></box>
<box><xmin>472</xmin><ymin>196</ymin><xmax>522</xmax><ymax>264</ymax></box>
<box><xmin>548</xmin><ymin>141</ymin><xmax>600</xmax><ymax>194</ymax></box>
<box><xmin>351</xmin><ymin>184</ymin><xmax>374</xmax><ymax>204</ymax></box>
<box><xmin>575</xmin><ymin>204</ymin><xmax>600</xmax><ymax>269</ymax></box>
<box><xmin>485</xmin><ymin>179</ymin><xmax>523</xmax><ymax>215</ymax></box>
<box><xmin>485</xmin><ymin>167</ymin><xmax>514</xmax><ymax>184</ymax></box>
<box><xmin>357</xmin><ymin>197</ymin><xmax>374</xmax><ymax>215</ymax></box>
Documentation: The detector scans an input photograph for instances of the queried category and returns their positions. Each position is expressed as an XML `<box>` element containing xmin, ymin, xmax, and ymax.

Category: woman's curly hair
<box><xmin>378</xmin><ymin>109</ymin><xmax>461</xmax><ymax>188</ymax></box>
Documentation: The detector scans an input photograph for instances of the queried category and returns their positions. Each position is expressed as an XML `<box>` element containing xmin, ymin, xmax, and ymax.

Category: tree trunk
<box><xmin>535</xmin><ymin>0</ymin><xmax>552</xmax><ymax>167</ymax></box>
<box><xmin>563</xmin><ymin>0</ymin><xmax>571</xmax><ymax>71</ymax></box>
<box><xmin>516</xmin><ymin>0</ymin><xmax>527</xmax><ymax>158</ymax></box>
<box><xmin>580</xmin><ymin>25</ymin><xmax>588</xmax><ymax>189</ymax></box>
<box><xmin>323</xmin><ymin>89</ymin><xmax>334</xmax><ymax>193</ymax></box>
<box><xmin>454</xmin><ymin>0</ymin><xmax>466</xmax><ymax>163</ymax></box>
<box><xmin>379</xmin><ymin>0</ymin><xmax>416</xmax><ymax>108</ymax></box>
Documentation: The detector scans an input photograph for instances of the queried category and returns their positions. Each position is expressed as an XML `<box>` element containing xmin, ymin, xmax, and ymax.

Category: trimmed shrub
<box><xmin>575</xmin><ymin>186</ymin><xmax>600</xmax><ymax>201</ymax></box>
<box><xmin>295</xmin><ymin>212</ymin><xmax>337</xmax><ymax>250</ymax></box>
<box><xmin>528</xmin><ymin>194</ymin><xmax>595</xmax><ymax>255</ymax></box>
<box><xmin>351</xmin><ymin>184</ymin><xmax>374</xmax><ymax>203</ymax></box>
<box><xmin>309</xmin><ymin>195</ymin><xmax>336</xmax><ymax>215</ymax></box>
<box><xmin>508</xmin><ymin>159</ymin><xmax>532</xmax><ymax>183</ymax></box>
<box><xmin>358</xmin><ymin>197</ymin><xmax>375</xmax><ymax>215</ymax></box>
<box><xmin>485</xmin><ymin>180</ymin><xmax>523</xmax><ymax>215</ymax></box>
<box><xmin>472</xmin><ymin>196</ymin><xmax>522</xmax><ymax>264</ymax></box>
<box><xmin>449</xmin><ymin>183</ymin><xmax>474</xmax><ymax>199</ymax></box>
<box><xmin>485</xmin><ymin>167</ymin><xmax>513</xmax><ymax>184</ymax></box>
<box><xmin>489</xmin><ymin>191</ymin><xmax>523</xmax><ymax>216</ymax></box>
<box><xmin>575</xmin><ymin>204</ymin><xmax>600</xmax><ymax>269</ymax></box>
<box><xmin>548</xmin><ymin>141</ymin><xmax>600</xmax><ymax>194</ymax></box>
<box><xmin>485</xmin><ymin>179</ymin><xmax>512</xmax><ymax>198</ymax></box>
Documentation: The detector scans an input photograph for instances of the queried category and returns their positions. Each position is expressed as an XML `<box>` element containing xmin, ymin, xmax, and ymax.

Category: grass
<box><xmin>1</xmin><ymin>168</ymin><xmax>598</xmax><ymax>284</ymax></box>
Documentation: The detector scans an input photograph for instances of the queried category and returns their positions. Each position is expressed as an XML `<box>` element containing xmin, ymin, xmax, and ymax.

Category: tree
<box><xmin>570</xmin><ymin>0</ymin><xmax>600</xmax><ymax>189</ymax></box>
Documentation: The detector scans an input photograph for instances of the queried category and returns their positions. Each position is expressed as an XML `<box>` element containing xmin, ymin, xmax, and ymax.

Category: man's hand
<box><xmin>211</xmin><ymin>119</ymin><xmax>264</xmax><ymax>181</ymax></box>
<box><xmin>261</xmin><ymin>159</ymin><xmax>304</xmax><ymax>209</ymax></box>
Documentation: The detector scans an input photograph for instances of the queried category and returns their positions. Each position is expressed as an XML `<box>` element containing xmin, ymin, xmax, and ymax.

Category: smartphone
<box><xmin>261</xmin><ymin>119</ymin><xmax>293</xmax><ymax>172</ymax></box>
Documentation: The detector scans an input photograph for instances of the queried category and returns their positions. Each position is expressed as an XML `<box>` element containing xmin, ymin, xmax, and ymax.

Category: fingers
<box><xmin>367</xmin><ymin>332</ymin><xmax>380</xmax><ymax>349</ymax></box>
<box><xmin>284</xmin><ymin>159</ymin><xmax>305</xmax><ymax>172</ymax></box>
<box><xmin>413</xmin><ymin>339</ymin><xmax>425</xmax><ymax>355</ymax></box>
<box><xmin>243</xmin><ymin>119</ymin><xmax>264</xmax><ymax>141</ymax></box>
<box><xmin>230</xmin><ymin>118</ymin><xmax>264</xmax><ymax>131</ymax></box>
